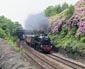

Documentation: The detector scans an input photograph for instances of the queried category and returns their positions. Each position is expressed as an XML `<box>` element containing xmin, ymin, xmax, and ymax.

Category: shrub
<box><xmin>80</xmin><ymin>37</ymin><xmax>85</xmax><ymax>43</ymax></box>
<box><xmin>45</xmin><ymin>3</ymin><xmax>69</xmax><ymax>17</ymax></box>
<box><xmin>65</xmin><ymin>5</ymin><xmax>74</xmax><ymax>19</ymax></box>
<box><xmin>62</xmin><ymin>2</ymin><xmax>69</xmax><ymax>11</ymax></box>
<box><xmin>0</xmin><ymin>28</ymin><xmax>6</xmax><ymax>38</ymax></box>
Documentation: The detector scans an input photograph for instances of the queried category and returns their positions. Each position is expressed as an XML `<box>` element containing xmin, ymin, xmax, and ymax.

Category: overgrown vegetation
<box><xmin>45</xmin><ymin>2</ymin><xmax>85</xmax><ymax>56</ymax></box>
<box><xmin>0</xmin><ymin>16</ymin><xmax>22</xmax><ymax>50</ymax></box>
<box><xmin>65</xmin><ymin>5</ymin><xmax>74</xmax><ymax>19</ymax></box>
<box><xmin>45</xmin><ymin>2</ymin><xmax>74</xmax><ymax>17</ymax></box>
<box><xmin>48</xmin><ymin>32</ymin><xmax>85</xmax><ymax>56</ymax></box>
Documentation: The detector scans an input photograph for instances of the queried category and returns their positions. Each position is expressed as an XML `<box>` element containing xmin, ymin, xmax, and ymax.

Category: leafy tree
<box><xmin>54</xmin><ymin>5</ymin><xmax>62</xmax><ymax>13</ymax></box>
<box><xmin>0</xmin><ymin>16</ymin><xmax>23</xmax><ymax>40</ymax></box>
<box><xmin>62</xmin><ymin>2</ymin><xmax>69</xmax><ymax>11</ymax></box>
<box><xmin>45</xmin><ymin>3</ymin><xmax>69</xmax><ymax>17</ymax></box>
<box><xmin>45</xmin><ymin>6</ymin><xmax>56</xmax><ymax>16</ymax></box>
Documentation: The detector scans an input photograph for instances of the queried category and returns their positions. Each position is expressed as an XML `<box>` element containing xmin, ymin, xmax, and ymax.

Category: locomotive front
<box><xmin>40</xmin><ymin>35</ymin><xmax>53</xmax><ymax>53</ymax></box>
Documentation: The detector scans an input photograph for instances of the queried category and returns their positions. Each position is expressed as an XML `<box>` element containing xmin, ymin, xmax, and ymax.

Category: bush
<box><xmin>80</xmin><ymin>37</ymin><xmax>85</xmax><ymax>43</ymax></box>
<box><xmin>65</xmin><ymin>5</ymin><xmax>74</xmax><ymax>19</ymax></box>
<box><xmin>45</xmin><ymin>3</ymin><xmax>67</xmax><ymax>17</ymax></box>
<box><xmin>62</xmin><ymin>2</ymin><xmax>69</xmax><ymax>11</ymax></box>
<box><xmin>60</xmin><ymin>25</ymin><xmax>68</xmax><ymax>37</ymax></box>
<box><xmin>6</xmin><ymin>39</ymin><xmax>20</xmax><ymax>51</ymax></box>
<box><xmin>45</xmin><ymin>6</ymin><xmax>56</xmax><ymax>16</ymax></box>
<box><xmin>0</xmin><ymin>28</ymin><xmax>6</xmax><ymax>38</ymax></box>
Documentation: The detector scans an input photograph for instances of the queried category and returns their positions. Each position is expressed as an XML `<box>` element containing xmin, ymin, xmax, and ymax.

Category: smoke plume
<box><xmin>24</xmin><ymin>12</ymin><xmax>49</xmax><ymax>33</ymax></box>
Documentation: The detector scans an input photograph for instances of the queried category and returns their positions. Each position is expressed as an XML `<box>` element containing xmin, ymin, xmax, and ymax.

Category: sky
<box><xmin>0</xmin><ymin>0</ymin><xmax>79</xmax><ymax>28</ymax></box>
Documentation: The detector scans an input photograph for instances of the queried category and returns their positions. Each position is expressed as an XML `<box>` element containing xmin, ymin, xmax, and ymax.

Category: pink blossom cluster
<box><xmin>65</xmin><ymin>20</ymin><xmax>72</xmax><ymax>31</ymax></box>
<box><xmin>71</xmin><ymin>15</ymin><xmax>80</xmax><ymax>26</ymax></box>
<box><xmin>73</xmin><ymin>18</ymin><xmax>80</xmax><ymax>25</ymax></box>
<box><xmin>51</xmin><ymin>26</ymin><xmax>58</xmax><ymax>34</ymax></box>
<box><xmin>66</xmin><ymin>15</ymin><xmax>79</xmax><ymax>26</ymax></box>
<box><xmin>50</xmin><ymin>20</ymin><xmax>63</xmax><ymax>34</ymax></box>
<box><xmin>66</xmin><ymin>20</ymin><xmax>71</xmax><ymax>25</ymax></box>
<box><xmin>78</xmin><ymin>22</ymin><xmax>85</xmax><ymax>32</ymax></box>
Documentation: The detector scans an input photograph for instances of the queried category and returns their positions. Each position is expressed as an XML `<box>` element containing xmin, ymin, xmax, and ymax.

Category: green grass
<box><xmin>5</xmin><ymin>37</ymin><xmax>20</xmax><ymax>52</ymax></box>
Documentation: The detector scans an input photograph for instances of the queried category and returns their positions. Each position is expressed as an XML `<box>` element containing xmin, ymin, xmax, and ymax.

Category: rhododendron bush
<box><xmin>47</xmin><ymin>0</ymin><xmax>85</xmax><ymax>57</ymax></box>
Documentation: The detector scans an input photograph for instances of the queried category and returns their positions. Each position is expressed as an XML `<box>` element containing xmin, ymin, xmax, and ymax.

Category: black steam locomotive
<box><xmin>16</xmin><ymin>29</ymin><xmax>53</xmax><ymax>53</ymax></box>
<box><xmin>24</xmin><ymin>33</ymin><xmax>53</xmax><ymax>53</ymax></box>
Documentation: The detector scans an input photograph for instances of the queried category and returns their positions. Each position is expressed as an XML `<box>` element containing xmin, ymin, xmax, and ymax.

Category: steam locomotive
<box><xmin>24</xmin><ymin>34</ymin><xmax>53</xmax><ymax>53</ymax></box>
<box><xmin>16</xmin><ymin>29</ymin><xmax>53</xmax><ymax>53</ymax></box>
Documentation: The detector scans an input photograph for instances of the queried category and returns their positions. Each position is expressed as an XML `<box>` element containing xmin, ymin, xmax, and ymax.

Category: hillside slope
<box><xmin>48</xmin><ymin>0</ymin><xmax>85</xmax><ymax>58</ymax></box>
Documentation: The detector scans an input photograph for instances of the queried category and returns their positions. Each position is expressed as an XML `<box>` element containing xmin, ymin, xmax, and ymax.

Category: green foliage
<box><xmin>80</xmin><ymin>37</ymin><xmax>85</xmax><ymax>43</ymax></box>
<box><xmin>45</xmin><ymin>6</ymin><xmax>56</xmax><ymax>16</ymax></box>
<box><xmin>60</xmin><ymin>24</ymin><xmax>68</xmax><ymax>37</ymax></box>
<box><xmin>62</xmin><ymin>2</ymin><xmax>69</xmax><ymax>11</ymax></box>
<box><xmin>0</xmin><ymin>16</ymin><xmax>22</xmax><ymax>39</ymax></box>
<box><xmin>0</xmin><ymin>28</ymin><xmax>6</xmax><ymax>38</ymax></box>
<box><xmin>65</xmin><ymin>5</ymin><xmax>74</xmax><ymax>19</ymax></box>
<box><xmin>45</xmin><ymin>5</ymin><xmax>62</xmax><ymax>16</ymax></box>
<box><xmin>45</xmin><ymin>3</ymin><xmax>74</xmax><ymax>17</ymax></box>
<box><xmin>54</xmin><ymin>5</ymin><xmax>62</xmax><ymax>13</ymax></box>
<box><xmin>6</xmin><ymin>39</ymin><xmax>20</xmax><ymax>51</ymax></box>
<box><xmin>45</xmin><ymin>4</ymin><xmax>74</xmax><ymax>20</ymax></box>
<box><xmin>49</xmin><ymin>31</ymin><xmax>85</xmax><ymax>55</ymax></box>
<box><xmin>71</xmin><ymin>25</ymin><xmax>77</xmax><ymax>35</ymax></box>
<box><xmin>0</xmin><ymin>16</ymin><xmax>23</xmax><ymax>49</ymax></box>
<box><xmin>46</xmin><ymin>2</ymin><xmax>85</xmax><ymax>55</ymax></box>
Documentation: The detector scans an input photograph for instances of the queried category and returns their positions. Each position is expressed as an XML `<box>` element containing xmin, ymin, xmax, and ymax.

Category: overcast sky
<box><xmin>0</xmin><ymin>0</ymin><xmax>79</xmax><ymax>28</ymax></box>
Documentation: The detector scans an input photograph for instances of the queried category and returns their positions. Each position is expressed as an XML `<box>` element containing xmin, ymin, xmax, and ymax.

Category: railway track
<box><xmin>20</xmin><ymin>41</ymin><xmax>85</xmax><ymax>69</ymax></box>
<box><xmin>20</xmin><ymin>41</ymin><xmax>72</xmax><ymax>69</ymax></box>
<box><xmin>47</xmin><ymin>54</ymin><xmax>85</xmax><ymax>69</ymax></box>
